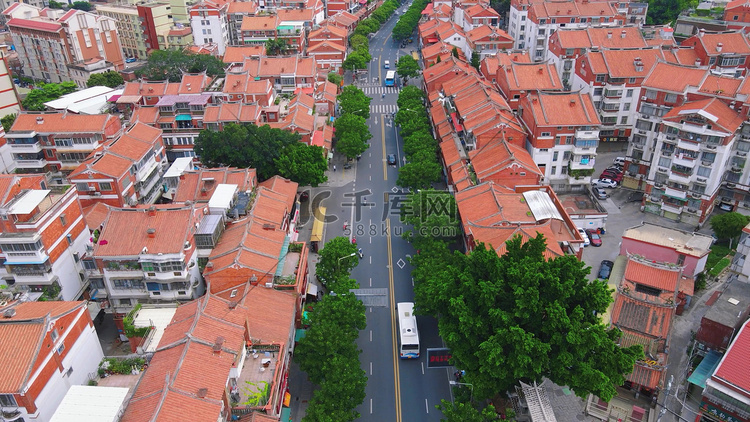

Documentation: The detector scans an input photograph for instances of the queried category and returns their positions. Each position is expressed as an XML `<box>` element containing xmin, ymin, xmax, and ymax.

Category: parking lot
<box><xmin>580</xmin><ymin>149</ymin><xmax>715</xmax><ymax>278</ymax></box>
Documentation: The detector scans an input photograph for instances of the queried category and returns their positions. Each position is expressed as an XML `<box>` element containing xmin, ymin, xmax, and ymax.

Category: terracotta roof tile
<box><xmin>627</xmin><ymin>363</ymin><xmax>664</xmax><ymax>389</ymax></box>
<box><xmin>241</xmin><ymin>15</ymin><xmax>277</xmax><ymax>31</ymax></box>
<box><xmin>662</xmin><ymin>97</ymin><xmax>744</xmax><ymax>134</ymax></box>
<box><xmin>94</xmin><ymin>206</ymin><xmax>195</xmax><ymax>256</ymax></box>
<box><xmin>600</xmin><ymin>48</ymin><xmax>664</xmax><ymax>79</ymax></box>
<box><xmin>223</xmin><ymin>45</ymin><xmax>266</xmax><ymax>64</ymax></box>
<box><xmin>695</xmin><ymin>31</ymin><xmax>750</xmax><ymax>55</ymax></box>
<box><xmin>498</xmin><ymin>62</ymin><xmax>562</xmax><ymax>92</ymax></box>
<box><xmin>9</xmin><ymin>112</ymin><xmax>113</xmax><ymax>133</ymax></box>
<box><xmin>697</xmin><ymin>74</ymin><xmax>742</xmax><ymax>97</ymax></box>
<box><xmin>525</xmin><ymin>91</ymin><xmax>600</xmax><ymax>126</ymax></box>
<box><xmin>713</xmin><ymin>319</ymin><xmax>750</xmax><ymax>393</ymax></box>
<box><xmin>228</xmin><ymin>0</ymin><xmax>257</xmax><ymax>13</ymax></box>
<box><xmin>611</xmin><ymin>293</ymin><xmax>674</xmax><ymax>338</ymax></box>
<box><xmin>642</xmin><ymin>61</ymin><xmax>708</xmax><ymax>93</ymax></box>
<box><xmin>623</xmin><ymin>259</ymin><xmax>681</xmax><ymax>292</ymax></box>
<box><xmin>469</xmin><ymin>140</ymin><xmax>541</xmax><ymax>181</ymax></box>
<box><xmin>173</xmin><ymin>167</ymin><xmax>256</xmax><ymax>203</ymax></box>
<box><xmin>83</xmin><ymin>202</ymin><xmax>110</xmax><ymax>230</ymax></box>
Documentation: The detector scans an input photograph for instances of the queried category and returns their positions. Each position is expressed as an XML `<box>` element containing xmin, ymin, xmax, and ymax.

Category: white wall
<box><xmin>55</xmin><ymin>220</ymin><xmax>91</xmax><ymax>301</ymax></box>
<box><xmin>191</xmin><ymin>14</ymin><xmax>228</xmax><ymax>55</ymax></box>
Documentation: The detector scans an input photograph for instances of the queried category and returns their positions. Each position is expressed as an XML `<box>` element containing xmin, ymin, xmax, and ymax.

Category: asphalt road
<box><xmin>341</xmin><ymin>7</ymin><xmax>451</xmax><ymax>421</ymax></box>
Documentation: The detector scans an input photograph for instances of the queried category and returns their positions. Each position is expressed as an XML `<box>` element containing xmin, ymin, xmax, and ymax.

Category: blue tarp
<box><xmin>175</xmin><ymin>114</ymin><xmax>192</xmax><ymax>121</ymax></box>
<box><xmin>687</xmin><ymin>350</ymin><xmax>722</xmax><ymax>388</ymax></box>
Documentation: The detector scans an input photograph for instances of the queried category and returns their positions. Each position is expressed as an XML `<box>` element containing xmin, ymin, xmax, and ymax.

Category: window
<box><xmin>99</xmin><ymin>182</ymin><xmax>112</xmax><ymax>191</ymax></box>
<box><xmin>635</xmin><ymin>283</ymin><xmax>661</xmax><ymax>296</ymax></box>
<box><xmin>595</xmin><ymin>74</ymin><xmax>606</xmax><ymax>82</ymax></box>
<box><xmin>623</xmin><ymin>103</ymin><xmax>630</xmax><ymax>111</ymax></box>
<box><xmin>113</xmin><ymin>279</ymin><xmax>145</xmax><ymax>290</ymax></box>
<box><xmin>51</xmin><ymin>328</ymin><xmax>59</xmax><ymax>342</ymax></box>
<box><xmin>697</xmin><ymin>166</ymin><xmax>711</xmax><ymax>177</ymax></box>
<box><xmin>554</xmin><ymin>136</ymin><xmax>561</xmax><ymax>145</ymax></box>
<box><xmin>118</xmin><ymin>298</ymin><xmax>132</xmax><ymax>306</ymax></box>
<box><xmin>629</xmin><ymin>78</ymin><xmax>636</xmax><ymax>84</ymax></box>
<box><xmin>563</xmin><ymin>151</ymin><xmax>571</xmax><ymax>161</ymax></box>
<box><xmin>66</xmin><ymin>234</ymin><xmax>72</xmax><ymax>245</ymax></box>
<box><xmin>553</xmin><ymin>151</ymin><xmax>559</xmax><ymax>161</ymax></box>
<box><xmin>636</xmin><ymin>119</ymin><xmax>653</xmax><ymax>131</ymax></box>
<box><xmin>593</xmin><ymin>88</ymin><xmax>603</xmax><ymax>96</ymax></box>
<box><xmin>57</xmin><ymin>343</ymin><xmax>65</xmax><ymax>354</ymax></box>
<box><xmin>550</xmin><ymin>166</ymin><xmax>556</xmax><ymax>175</ymax></box>
<box><xmin>0</xmin><ymin>394</ymin><xmax>17</xmax><ymax>407</ymax></box>
<box><xmin>701</xmin><ymin>151</ymin><xmax>716</xmax><ymax>162</ymax></box>
<box><xmin>89</xmin><ymin>277</ymin><xmax>104</xmax><ymax>289</ymax></box>
<box><xmin>658</xmin><ymin>157</ymin><xmax>671</xmax><ymax>167</ymax></box>
<box><xmin>677</xmin><ymin>254</ymin><xmax>686</xmax><ymax>265</ymax></box>
<box><xmin>645</xmin><ymin>89</ymin><xmax>657</xmax><ymax>100</ymax></box>
<box><xmin>620</xmin><ymin>116</ymin><xmax>628</xmax><ymax>125</ymax></box>
<box><xmin>664</xmin><ymin>93</ymin><xmax>678</xmax><ymax>103</ymax></box>
<box><xmin>540</xmin><ymin>132</ymin><xmax>551</xmax><ymax>137</ymax></box>
<box><xmin>626</xmin><ymin>89</ymin><xmax>634</xmax><ymax>98</ymax></box>
<box><xmin>60</xmin><ymin>214</ymin><xmax>67</xmax><ymax>226</ymax></box>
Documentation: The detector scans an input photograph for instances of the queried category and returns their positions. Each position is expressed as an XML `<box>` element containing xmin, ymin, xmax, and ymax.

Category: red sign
<box><xmin>426</xmin><ymin>348</ymin><xmax>453</xmax><ymax>368</ymax></box>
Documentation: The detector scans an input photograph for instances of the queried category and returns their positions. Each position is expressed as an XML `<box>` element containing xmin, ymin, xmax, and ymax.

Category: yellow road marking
<box><xmin>381</xmin><ymin>114</ymin><xmax>387</xmax><ymax>181</ymax></box>
<box><xmin>387</xmin><ymin>218</ymin><xmax>402</xmax><ymax>422</ymax></box>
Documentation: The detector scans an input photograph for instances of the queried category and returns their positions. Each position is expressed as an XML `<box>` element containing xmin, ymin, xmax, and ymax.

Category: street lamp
<box><xmin>336</xmin><ymin>252</ymin><xmax>356</xmax><ymax>271</ymax></box>
<box><xmin>449</xmin><ymin>380</ymin><xmax>473</xmax><ymax>402</ymax></box>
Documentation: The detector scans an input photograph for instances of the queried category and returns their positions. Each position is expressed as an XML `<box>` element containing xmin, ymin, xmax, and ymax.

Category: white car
<box><xmin>577</xmin><ymin>228</ymin><xmax>590</xmax><ymax>247</ymax></box>
<box><xmin>613</xmin><ymin>157</ymin><xmax>626</xmax><ymax>166</ymax></box>
<box><xmin>591</xmin><ymin>178</ymin><xmax>618</xmax><ymax>188</ymax></box>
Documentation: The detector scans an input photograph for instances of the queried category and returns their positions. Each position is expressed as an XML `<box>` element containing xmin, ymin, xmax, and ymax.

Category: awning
<box><xmin>310</xmin><ymin>206</ymin><xmax>326</xmax><ymax>242</ymax></box>
<box><xmin>687</xmin><ymin>350</ymin><xmax>722</xmax><ymax>388</ymax></box>
<box><xmin>450</xmin><ymin>112</ymin><xmax>463</xmax><ymax>132</ymax></box>
<box><xmin>306</xmin><ymin>282</ymin><xmax>318</xmax><ymax>297</ymax></box>
<box><xmin>107</xmin><ymin>94</ymin><xmax>121</xmax><ymax>103</ymax></box>
<box><xmin>9</xmin><ymin>189</ymin><xmax>50</xmax><ymax>215</ymax></box>
<box><xmin>175</xmin><ymin>114</ymin><xmax>192</xmax><ymax>121</ymax></box>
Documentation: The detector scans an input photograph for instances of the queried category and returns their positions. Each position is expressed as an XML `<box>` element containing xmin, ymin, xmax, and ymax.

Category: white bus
<box><xmin>397</xmin><ymin>302</ymin><xmax>420</xmax><ymax>359</ymax></box>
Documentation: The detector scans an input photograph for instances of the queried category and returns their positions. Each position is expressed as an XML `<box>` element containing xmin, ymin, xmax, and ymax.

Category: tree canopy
<box><xmin>396</xmin><ymin>55</ymin><xmax>420</xmax><ymax>83</ymax></box>
<box><xmin>265</xmin><ymin>38</ymin><xmax>290</xmax><ymax>56</ymax></box>
<box><xmin>327</xmin><ymin>72</ymin><xmax>343</xmax><ymax>86</ymax></box>
<box><xmin>87</xmin><ymin>70</ymin><xmax>124</xmax><ymax>88</ymax></box>
<box><xmin>135</xmin><ymin>50</ymin><xmax>225</xmax><ymax>82</ymax></box>
<box><xmin>1</xmin><ymin>113</ymin><xmax>16</xmax><ymax>133</ymax></box>
<box><xmin>710</xmin><ymin>212</ymin><xmax>750</xmax><ymax>241</ymax></box>
<box><xmin>70</xmin><ymin>1</ymin><xmax>92</xmax><ymax>11</ymax></box>
<box><xmin>193</xmin><ymin>123</ymin><xmax>300</xmax><ymax>180</ymax></box>
<box><xmin>333</xmin><ymin>113</ymin><xmax>371</xmax><ymax>159</ymax></box>
<box><xmin>401</xmin><ymin>189</ymin><xmax>459</xmax><ymax>246</ymax></box>
<box><xmin>337</xmin><ymin>86</ymin><xmax>371</xmax><ymax>119</ymax></box>
<box><xmin>22</xmin><ymin>82</ymin><xmax>77</xmax><ymax>111</ymax></box>
<box><xmin>412</xmin><ymin>234</ymin><xmax>642</xmax><ymax>401</ymax></box>
<box><xmin>395</xmin><ymin>86</ymin><xmax>440</xmax><ymax>189</ymax></box>
<box><xmin>315</xmin><ymin>236</ymin><xmax>359</xmax><ymax>289</ymax></box>
<box><xmin>470</xmin><ymin>50</ymin><xmax>481</xmax><ymax>70</ymax></box>
<box><xmin>646</xmin><ymin>0</ymin><xmax>698</xmax><ymax>24</ymax></box>
<box><xmin>275</xmin><ymin>143</ymin><xmax>328</xmax><ymax>187</ymax></box>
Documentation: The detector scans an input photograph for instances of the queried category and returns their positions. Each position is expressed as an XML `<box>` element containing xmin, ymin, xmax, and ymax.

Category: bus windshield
<box><xmin>384</xmin><ymin>71</ymin><xmax>396</xmax><ymax>87</ymax></box>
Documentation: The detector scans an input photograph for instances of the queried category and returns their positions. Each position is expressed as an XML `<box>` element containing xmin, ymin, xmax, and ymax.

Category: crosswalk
<box><xmin>370</xmin><ymin>104</ymin><xmax>399</xmax><ymax>114</ymax></box>
<box><xmin>361</xmin><ymin>85</ymin><xmax>399</xmax><ymax>95</ymax></box>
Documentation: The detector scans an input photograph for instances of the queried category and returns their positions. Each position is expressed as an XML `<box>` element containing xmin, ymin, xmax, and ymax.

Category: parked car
<box><xmin>387</xmin><ymin>154</ymin><xmax>397</xmax><ymax>165</ymax></box>
<box><xmin>125</xmin><ymin>57</ymin><xmax>137</xmax><ymax>63</ymax></box>
<box><xmin>605</xmin><ymin>166</ymin><xmax>622</xmax><ymax>174</ymax></box>
<box><xmin>598</xmin><ymin>260</ymin><xmax>614</xmax><ymax>279</ymax></box>
<box><xmin>593</xmin><ymin>187</ymin><xmax>609</xmax><ymax>200</ymax></box>
<box><xmin>718</xmin><ymin>202</ymin><xmax>734</xmax><ymax>211</ymax></box>
<box><xmin>591</xmin><ymin>178</ymin><xmax>618</xmax><ymax>188</ymax></box>
<box><xmin>613</xmin><ymin>157</ymin><xmax>626</xmax><ymax>166</ymax></box>
<box><xmin>577</xmin><ymin>228</ymin><xmax>590</xmax><ymax>247</ymax></box>
<box><xmin>600</xmin><ymin>171</ymin><xmax>623</xmax><ymax>183</ymax></box>
<box><xmin>298</xmin><ymin>191</ymin><xmax>310</xmax><ymax>202</ymax></box>
<box><xmin>586</xmin><ymin>229</ymin><xmax>602</xmax><ymax>247</ymax></box>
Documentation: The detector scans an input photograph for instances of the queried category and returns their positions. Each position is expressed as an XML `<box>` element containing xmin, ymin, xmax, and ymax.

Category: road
<box><xmin>335</xmin><ymin>7</ymin><xmax>451</xmax><ymax>422</ymax></box>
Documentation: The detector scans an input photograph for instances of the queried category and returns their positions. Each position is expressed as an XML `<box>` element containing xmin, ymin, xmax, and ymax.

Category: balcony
<box><xmin>569</xmin><ymin>157</ymin><xmax>595</xmax><ymax>170</ymax></box>
<box><xmin>144</xmin><ymin>269</ymin><xmax>188</xmax><ymax>281</ymax></box>
<box><xmin>661</xmin><ymin>202</ymin><xmax>683</xmax><ymax>214</ymax></box>
<box><xmin>677</xmin><ymin>138</ymin><xmax>701</xmax><ymax>152</ymax></box>
<box><xmin>664</xmin><ymin>186</ymin><xmax>687</xmax><ymax>200</ymax></box>
<box><xmin>8</xmin><ymin>142</ymin><xmax>42</xmax><ymax>153</ymax></box>
<box><xmin>663</xmin><ymin>135</ymin><xmax>677</xmax><ymax>144</ymax></box>
<box><xmin>15</xmin><ymin>159</ymin><xmax>47</xmax><ymax>168</ymax></box>
<box><xmin>669</xmin><ymin>170</ymin><xmax>692</xmax><ymax>185</ymax></box>
<box><xmin>672</xmin><ymin>153</ymin><xmax>697</xmax><ymax>168</ymax></box>
<box><xmin>567</xmin><ymin>175</ymin><xmax>591</xmax><ymax>185</ymax></box>
<box><xmin>575</xmin><ymin>129</ymin><xmax>599</xmax><ymax>140</ymax></box>
<box><xmin>3</xmin><ymin>249</ymin><xmax>49</xmax><ymax>265</ymax></box>
<box><xmin>573</xmin><ymin>142</ymin><xmax>598</xmax><ymax>156</ymax></box>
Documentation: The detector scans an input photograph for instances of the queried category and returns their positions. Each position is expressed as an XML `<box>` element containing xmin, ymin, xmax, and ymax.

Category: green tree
<box><xmin>396</xmin><ymin>55</ymin><xmax>420</xmax><ymax>83</ymax></box>
<box><xmin>1</xmin><ymin>113</ymin><xmax>16</xmax><ymax>133</ymax></box>
<box><xmin>397</xmin><ymin>160</ymin><xmax>441</xmax><ymax>189</ymax></box>
<box><xmin>327</xmin><ymin>72</ymin><xmax>342</xmax><ymax>86</ymax></box>
<box><xmin>392</xmin><ymin>21</ymin><xmax>413</xmax><ymax>41</ymax></box>
<box><xmin>646</xmin><ymin>0</ymin><xmax>697</xmax><ymax>24</ymax></box>
<box><xmin>710</xmin><ymin>212</ymin><xmax>750</xmax><ymax>245</ymax></box>
<box><xmin>334</xmin><ymin>114</ymin><xmax>371</xmax><ymax>159</ymax></box>
<box><xmin>48</xmin><ymin>0</ymin><xmax>65</xmax><ymax>9</ymax></box>
<box><xmin>22</xmin><ymin>82</ymin><xmax>76</xmax><ymax>111</ymax></box>
<box><xmin>265</xmin><ymin>37</ymin><xmax>290</xmax><ymax>56</ymax></box>
<box><xmin>343</xmin><ymin>51</ymin><xmax>368</xmax><ymax>71</ymax></box>
<box><xmin>452</xmin><ymin>46</ymin><xmax>459</xmax><ymax>58</ymax></box>
<box><xmin>438</xmin><ymin>400</ymin><xmax>507</xmax><ymax>422</ymax></box>
<box><xmin>436</xmin><ymin>55</ymin><xmax>442</xmax><ymax>63</ymax></box>
<box><xmin>275</xmin><ymin>143</ymin><xmax>328</xmax><ymax>187</ymax></box>
<box><xmin>303</xmin><ymin>354</ymin><xmax>367</xmax><ymax>422</ymax></box>
<box><xmin>402</xmin><ymin>132</ymin><xmax>436</xmax><ymax>157</ymax></box>
<box><xmin>193</xmin><ymin>123</ymin><xmax>300</xmax><ymax>180</ymax></box>
<box><xmin>315</xmin><ymin>236</ymin><xmax>359</xmax><ymax>288</ymax></box>
<box><xmin>70</xmin><ymin>1</ymin><xmax>92</xmax><ymax>11</ymax></box>
<box><xmin>470</xmin><ymin>50</ymin><xmax>481</xmax><ymax>70</ymax></box>
<box><xmin>87</xmin><ymin>70</ymin><xmax>124</xmax><ymax>88</ymax></box>
<box><xmin>401</xmin><ymin>189</ymin><xmax>459</xmax><ymax>243</ymax></box>
<box><xmin>349</xmin><ymin>34</ymin><xmax>369</xmax><ymax>51</ymax></box>
<box><xmin>396</xmin><ymin>86</ymin><xmax>425</xmax><ymax>110</ymax></box>
<box><xmin>135</xmin><ymin>50</ymin><xmax>225</xmax><ymax>82</ymax></box>
<box><xmin>413</xmin><ymin>235</ymin><xmax>643</xmax><ymax>401</ymax></box>
<box><xmin>338</xmin><ymin>85</ymin><xmax>371</xmax><ymax>119</ymax></box>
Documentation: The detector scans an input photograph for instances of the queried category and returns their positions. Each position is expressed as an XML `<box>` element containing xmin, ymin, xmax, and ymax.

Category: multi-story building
<box><xmin>221</xmin><ymin>72</ymin><xmax>274</xmax><ymax>105</ymax></box>
<box><xmin>507</xmin><ymin>0</ymin><xmax>624</xmax><ymax>57</ymax></box>
<box><xmin>91</xmin><ymin>204</ymin><xmax>206</xmax><ymax>315</ymax></box>
<box><xmin>227</xmin><ymin>0</ymin><xmax>257</xmax><ymax>45</ymax></box>
<box><xmin>644</xmin><ymin>97</ymin><xmax>742</xmax><ymax>225</ymax></box>
<box><xmin>620</xmin><ymin>222</ymin><xmax>713</xmax><ymax>277</ymax></box>
<box><xmin>138</xmin><ymin>3</ymin><xmax>176</xmax><ymax>55</ymax></box>
<box><xmin>241</xmin><ymin>56</ymin><xmax>315</xmax><ymax>94</ymax></box>
<box><xmin>494</xmin><ymin>60</ymin><xmax>563</xmax><ymax>110</ymax></box>
<box><xmin>239</xmin><ymin>10</ymin><xmax>313</xmax><ymax>54</ymax></box>
<box><xmin>455</xmin><ymin>3</ymin><xmax>501</xmax><ymax>32</ymax></box>
<box><xmin>681</xmin><ymin>29</ymin><xmax>750</xmax><ymax>77</ymax></box>
<box><xmin>189</xmin><ymin>0</ymin><xmax>230</xmax><ymax>56</ymax></box>
<box><xmin>0</xmin><ymin>301</ymin><xmax>104</xmax><ymax>422</ymax></box>
<box><xmin>0</xmin><ymin>50</ymin><xmax>21</xmax><ymax>119</ymax></box>
<box><xmin>696</xmin><ymin>318</ymin><xmax>750</xmax><ymax>422</ymax></box>
<box><xmin>68</xmin><ymin>122</ymin><xmax>168</xmax><ymax>207</ymax></box>
<box><xmin>5</xmin><ymin>112</ymin><xmax>123</xmax><ymax>174</ymax></box>
<box><xmin>731</xmin><ymin>222</ymin><xmax>750</xmax><ymax>282</ymax></box>
<box><xmin>517</xmin><ymin>91</ymin><xmax>601</xmax><ymax>190</ymax></box>
<box><xmin>0</xmin><ymin>174</ymin><xmax>91</xmax><ymax>301</ymax></box>
<box><xmin>95</xmin><ymin>4</ymin><xmax>148</xmax><ymax>60</ymax></box>
<box><xmin>166</xmin><ymin>25</ymin><xmax>194</xmax><ymax>51</ymax></box>
<box><xmin>4</xmin><ymin>4</ymin><xmax>124</xmax><ymax>83</ymax></box>
<box><xmin>625</xmin><ymin>61</ymin><xmax>709</xmax><ymax>189</ymax></box>
<box><xmin>466</xmin><ymin>25</ymin><xmax>514</xmax><ymax>60</ymax></box>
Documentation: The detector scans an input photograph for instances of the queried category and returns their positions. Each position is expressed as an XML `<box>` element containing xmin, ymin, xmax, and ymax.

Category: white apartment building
<box><xmin>95</xmin><ymin>4</ymin><xmax>148</xmax><ymax>60</ymax></box>
<box><xmin>190</xmin><ymin>0</ymin><xmax>230</xmax><ymax>56</ymax></box>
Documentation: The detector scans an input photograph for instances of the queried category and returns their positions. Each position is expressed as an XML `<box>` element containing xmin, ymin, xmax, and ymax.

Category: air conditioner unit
<box><xmin>657</xmin><ymin>167</ymin><xmax>668</xmax><ymax>173</ymax></box>
<box><xmin>739</xmin><ymin>151</ymin><xmax>748</xmax><ymax>157</ymax></box>
<box><xmin>691</xmin><ymin>192</ymin><xmax>701</xmax><ymax>198</ymax></box>
<box><xmin>93</xmin><ymin>192</ymin><xmax>101</xmax><ymax>196</ymax></box>
<box><xmin>687</xmin><ymin>207</ymin><xmax>697</xmax><ymax>213</ymax></box>
<box><xmin>651</xmin><ymin>195</ymin><xmax>661</xmax><ymax>202</ymax></box>
<box><xmin>641</xmin><ymin>96</ymin><xmax>648</xmax><ymax>100</ymax></box>
<box><xmin>655</xmin><ymin>183</ymin><xmax>664</xmax><ymax>188</ymax></box>
<box><xmin>706</xmin><ymin>145</ymin><xmax>716</xmax><ymax>150</ymax></box>
<box><xmin>696</xmin><ymin>177</ymin><xmax>707</xmax><ymax>183</ymax></box>
<box><xmin>177</xmin><ymin>290</ymin><xmax>187</xmax><ymax>295</ymax></box>
<box><xmin>151</xmin><ymin>291</ymin><xmax>161</xmax><ymax>296</ymax></box>
<box><xmin>702</xmin><ymin>160</ymin><xmax>712</xmax><ymax>166</ymax></box>
<box><xmin>727</xmin><ymin>183</ymin><xmax>736</xmax><ymax>188</ymax></box>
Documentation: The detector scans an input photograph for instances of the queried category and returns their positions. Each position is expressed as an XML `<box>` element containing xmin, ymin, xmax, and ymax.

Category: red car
<box><xmin>601</xmin><ymin>171</ymin><xmax>623</xmax><ymax>183</ymax></box>
<box><xmin>586</xmin><ymin>229</ymin><xmax>602</xmax><ymax>247</ymax></box>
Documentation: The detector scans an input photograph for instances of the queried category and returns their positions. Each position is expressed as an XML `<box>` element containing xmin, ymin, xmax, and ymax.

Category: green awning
<box><xmin>175</xmin><ymin>114</ymin><xmax>192</xmax><ymax>121</ymax></box>
<box><xmin>280</xmin><ymin>406</ymin><xmax>292</xmax><ymax>422</ymax></box>
<box><xmin>688</xmin><ymin>350</ymin><xmax>722</xmax><ymax>388</ymax></box>
<box><xmin>277</xmin><ymin>25</ymin><xmax>295</xmax><ymax>30</ymax></box>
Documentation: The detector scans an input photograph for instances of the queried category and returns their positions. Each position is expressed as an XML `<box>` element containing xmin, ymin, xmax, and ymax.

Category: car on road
<box><xmin>384</xmin><ymin>60</ymin><xmax>390</xmax><ymax>69</ymax></box>
<box><xmin>387</xmin><ymin>154</ymin><xmax>397</xmax><ymax>165</ymax></box>
<box><xmin>125</xmin><ymin>57</ymin><xmax>137</xmax><ymax>63</ymax></box>
<box><xmin>577</xmin><ymin>228</ymin><xmax>590</xmax><ymax>247</ymax></box>
<box><xmin>593</xmin><ymin>187</ymin><xmax>609</xmax><ymax>200</ymax></box>
<box><xmin>586</xmin><ymin>229</ymin><xmax>602</xmax><ymax>247</ymax></box>
<box><xmin>298</xmin><ymin>191</ymin><xmax>310</xmax><ymax>202</ymax></box>
<box><xmin>597</xmin><ymin>260</ymin><xmax>614</xmax><ymax>279</ymax></box>
<box><xmin>591</xmin><ymin>178</ymin><xmax>618</xmax><ymax>188</ymax></box>
<box><xmin>613</xmin><ymin>156</ymin><xmax>626</xmax><ymax>166</ymax></box>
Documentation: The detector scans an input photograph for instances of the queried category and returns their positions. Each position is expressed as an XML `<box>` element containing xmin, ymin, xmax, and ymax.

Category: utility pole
<box><xmin>657</xmin><ymin>375</ymin><xmax>674</xmax><ymax>422</ymax></box>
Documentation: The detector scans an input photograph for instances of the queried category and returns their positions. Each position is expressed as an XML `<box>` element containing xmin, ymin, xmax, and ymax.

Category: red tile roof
<box><xmin>524</xmin><ymin>91</ymin><xmax>600</xmax><ymax>127</ymax></box>
<box><xmin>94</xmin><ymin>206</ymin><xmax>196</xmax><ymax>256</ymax></box>
<box><xmin>627</xmin><ymin>363</ymin><xmax>664</xmax><ymax>389</ymax></box>
<box><xmin>662</xmin><ymin>97</ymin><xmax>744</xmax><ymax>134</ymax></box>
<box><xmin>695</xmin><ymin>30</ymin><xmax>750</xmax><ymax>55</ymax></box>
<box><xmin>611</xmin><ymin>293</ymin><xmax>674</xmax><ymax>338</ymax></box>
<box><xmin>173</xmin><ymin>167</ymin><xmax>257</xmax><ymax>203</ymax></box>
<box><xmin>623</xmin><ymin>259</ymin><xmax>681</xmax><ymax>292</ymax></box>
<box><xmin>498</xmin><ymin>62</ymin><xmax>562</xmax><ymax>92</ymax></box>
<box><xmin>713</xmin><ymin>319</ymin><xmax>750</xmax><ymax>394</ymax></box>
<box><xmin>9</xmin><ymin>112</ymin><xmax>115</xmax><ymax>134</ymax></box>
<box><xmin>83</xmin><ymin>202</ymin><xmax>110</xmax><ymax>231</ymax></box>
<box><xmin>469</xmin><ymin>139</ymin><xmax>541</xmax><ymax>182</ymax></box>
<box><xmin>223</xmin><ymin>46</ymin><xmax>266</xmax><ymax>64</ymax></box>
<box><xmin>7</xmin><ymin>18</ymin><xmax>62</xmax><ymax>32</ymax></box>
<box><xmin>642</xmin><ymin>61</ymin><xmax>708</xmax><ymax>93</ymax></box>
<box><xmin>0</xmin><ymin>301</ymin><xmax>85</xmax><ymax>392</ymax></box>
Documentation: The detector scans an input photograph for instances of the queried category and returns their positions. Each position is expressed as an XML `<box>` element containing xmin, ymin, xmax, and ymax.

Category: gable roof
<box><xmin>94</xmin><ymin>205</ymin><xmax>195</xmax><ymax>256</ymax></box>
<box><xmin>469</xmin><ymin>139</ymin><xmax>542</xmax><ymax>182</ymax></box>
<box><xmin>9</xmin><ymin>112</ymin><xmax>114</xmax><ymax>134</ymax></box>
<box><xmin>173</xmin><ymin>167</ymin><xmax>257</xmax><ymax>203</ymax></box>
<box><xmin>623</xmin><ymin>258</ymin><xmax>681</xmax><ymax>292</ymax></box>
<box><xmin>662</xmin><ymin>97</ymin><xmax>744</xmax><ymax>134</ymax></box>
<box><xmin>497</xmin><ymin>61</ymin><xmax>562</xmax><ymax>92</ymax></box>
<box><xmin>223</xmin><ymin>45</ymin><xmax>266</xmax><ymax>64</ymax></box>
<box><xmin>642</xmin><ymin>60</ymin><xmax>708</xmax><ymax>93</ymax></box>
<box><xmin>524</xmin><ymin>91</ymin><xmax>600</xmax><ymax>127</ymax></box>
<box><xmin>712</xmin><ymin>319</ymin><xmax>750</xmax><ymax>395</ymax></box>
